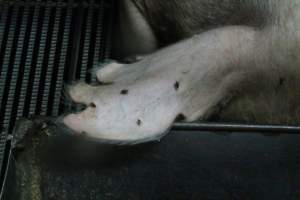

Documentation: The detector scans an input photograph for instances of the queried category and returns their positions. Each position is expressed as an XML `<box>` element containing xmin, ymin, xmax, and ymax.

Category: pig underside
<box><xmin>62</xmin><ymin>0</ymin><xmax>300</xmax><ymax>144</ymax></box>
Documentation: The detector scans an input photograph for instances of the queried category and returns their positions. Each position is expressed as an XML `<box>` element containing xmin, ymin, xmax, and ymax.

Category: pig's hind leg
<box><xmin>62</xmin><ymin>26</ymin><xmax>265</xmax><ymax>144</ymax></box>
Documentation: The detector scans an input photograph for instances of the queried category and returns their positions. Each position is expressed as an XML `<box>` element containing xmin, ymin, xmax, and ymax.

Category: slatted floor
<box><xmin>0</xmin><ymin>0</ymin><xmax>114</xmax><ymax>178</ymax></box>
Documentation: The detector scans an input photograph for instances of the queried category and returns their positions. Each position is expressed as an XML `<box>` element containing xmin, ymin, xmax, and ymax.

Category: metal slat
<box><xmin>51</xmin><ymin>6</ymin><xmax>72</xmax><ymax>116</ymax></box>
<box><xmin>79</xmin><ymin>4</ymin><xmax>93</xmax><ymax>81</ymax></box>
<box><xmin>16</xmin><ymin>5</ymin><xmax>40</xmax><ymax>118</ymax></box>
<box><xmin>0</xmin><ymin>5</ymin><xmax>9</xmax><ymax>58</ymax></box>
<box><xmin>0</xmin><ymin>1</ymin><xmax>115</xmax><ymax>198</ymax></box>
<box><xmin>0</xmin><ymin>0</ymin><xmax>115</xmax><ymax>132</ymax></box>
<box><xmin>0</xmin><ymin>6</ymin><xmax>21</xmax><ymax>185</ymax></box>
<box><xmin>28</xmin><ymin>6</ymin><xmax>51</xmax><ymax>115</ymax></box>
<box><xmin>0</xmin><ymin>133</ymin><xmax>7</xmax><ymax>181</ymax></box>
<box><xmin>0</xmin><ymin>7</ymin><xmax>20</xmax><ymax>134</ymax></box>
<box><xmin>40</xmin><ymin>6</ymin><xmax>61</xmax><ymax>115</ymax></box>
<box><xmin>90</xmin><ymin>8</ymin><xmax>103</xmax><ymax>83</ymax></box>
<box><xmin>1</xmin><ymin>1</ymin><xmax>84</xmax><ymax>8</ymax></box>
<box><xmin>102</xmin><ymin>1</ymin><xmax>113</xmax><ymax>59</ymax></box>
<box><xmin>67</xmin><ymin>2</ymin><xmax>85</xmax><ymax>83</ymax></box>
<box><xmin>92</xmin><ymin>1</ymin><xmax>104</xmax><ymax>65</ymax></box>
<box><xmin>3</xmin><ymin>6</ymin><xmax>30</xmax><ymax>133</ymax></box>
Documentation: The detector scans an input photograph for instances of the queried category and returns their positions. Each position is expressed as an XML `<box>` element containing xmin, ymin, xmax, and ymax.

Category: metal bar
<box><xmin>103</xmin><ymin>0</ymin><xmax>114</xmax><ymax>59</ymax></box>
<box><xmin>17</xmin><ymin>5</ymin><xmax>40</xmax><ymax>118</ymax></box>
<box><xmin>89</xmin><ymin>1</ymin><xmax>105</xmax><ymax>83</ymax></box>
<box><xmin>51</xmin><ymin>5</ymin><xmax>72</xmax><ymax>116</ymax></box>
<box><xmin>0</xmin><ymin>5</ymin><xmax>9</xmax><ymax>58</ymax></box>
<box><xmin>4</xmin><ymin>6</ymin><xmax>29</xmax><ymax>133</ymax></box>
<box><xmin>67</xmin><ymin>3</ymin><xmax>85</xmax><ymax>81</ymax></box>
<box><xmin>40</xmin><ymin>6</ymin><xmax>61</xmax><ymax>115</ymax></box>
<box><xmin>0</xmin><ymin>6</ymin><xmax>19</xmax><ymax>134</ymax></box>
<box><xmin>172</xmin><ymin>122</ymin><xmax>300</xmax><ymax>133</ymax></box>
<box><xmin>28</xmin><ymin>6</ymin><xmax>51</xmax><ymax>115</ymax></box>
<box><xmin>1</xmin><ymin>1</ymin><xmax>101</xmax><ymax>8</ymax></box>
<box><xmin>79</xmin><ymin>4</ymin><xmax>93</xmax><ymax>81</ymax></box>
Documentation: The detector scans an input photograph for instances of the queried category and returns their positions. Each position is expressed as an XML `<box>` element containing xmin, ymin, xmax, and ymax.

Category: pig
<box><xmin>62</xmin><ymin>0</ymin><xmax>300</xmax><ymax>144</ymax></box>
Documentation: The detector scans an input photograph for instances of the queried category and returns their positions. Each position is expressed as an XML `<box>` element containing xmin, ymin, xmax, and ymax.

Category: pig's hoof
<box><xmin>90</xmin><ymin>60</ymin><xmax>146</xmax><ymax>84</ymax></box>
<box><xmin>63</xmin><ymin>64</ymin><xmax>185</xmax><ymax>144</ymax></box>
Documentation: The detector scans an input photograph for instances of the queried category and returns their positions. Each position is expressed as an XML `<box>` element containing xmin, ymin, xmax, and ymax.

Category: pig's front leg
<box><xmin>63</xmin><ymin>26</ymin><xmax>259</xmax><ymax>144</ymax></box>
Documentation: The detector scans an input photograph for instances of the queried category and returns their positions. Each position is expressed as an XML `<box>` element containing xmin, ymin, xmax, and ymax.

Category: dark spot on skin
<box><xmin>275</xmin><ymin>77</ymin><xmax>286</xmax><ymax>93</ymax></box>
<box><xmin>174</xmin><ymin>81</ymin><xmax>180</xmax><ymax>90</ymax></box>
<box><xmin>137</xmin><ymin>119</ymin><xmax>142</xmax><ymax>126</ymax></box>
<box><xmin>90</xmin><ymin>102</ymin><xmax>96</xmax><ymax>108</ymax></box>
<box><xmin>120</xmin><ymin>89</ymin><xmax>129</xmax><ymax>95</ymax></box>
<box><xmin>81</xmin><ymin>131</ymin><xmax>87</xmax><ymax>136</ymax></box>
<box><xmin>175</xmin><ymin>113</ymin><xmax>186</xmax><ymax>121</ymax></box>
<box><xmin>279</xmin><ymin>77</ymin><xmax>285</xmax><ymax>86</ymax></box>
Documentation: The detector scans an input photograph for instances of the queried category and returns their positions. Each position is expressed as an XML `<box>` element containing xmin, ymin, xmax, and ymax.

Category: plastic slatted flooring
<box><xmin>0</xmin><ymin>0</ymin><xmax>113</xmax><ymax>180</ymax></box>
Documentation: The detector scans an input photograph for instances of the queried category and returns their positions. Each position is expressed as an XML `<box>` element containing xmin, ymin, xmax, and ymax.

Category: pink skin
<box><xmin>63</xmin><ymin>1</ymin><xmax>300</xmax><ymax>143</ymax></box>
<box><xmin>63</xmin><ymin>26</ymin><xmax>261</xmax><ymax>143</ymax></box>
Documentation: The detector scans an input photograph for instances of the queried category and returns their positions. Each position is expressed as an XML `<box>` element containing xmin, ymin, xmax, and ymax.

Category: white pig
<box><xmin>63</xmin><ymin>0</ymin><xmax>300</xmax><ymax>144</ymax></box>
